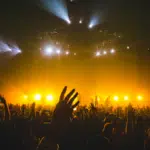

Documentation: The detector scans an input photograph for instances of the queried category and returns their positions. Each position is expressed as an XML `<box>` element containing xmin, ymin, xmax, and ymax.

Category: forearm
<box><xmin>4</xmin><ymin>103</ymin><xmax>11</xmax><ymax>120</ymax></box>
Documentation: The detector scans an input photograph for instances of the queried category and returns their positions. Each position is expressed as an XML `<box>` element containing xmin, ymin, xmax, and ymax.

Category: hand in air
<box><xmin>0</xmin><ymin>95</ymin><xmax>6</xmax><ymax>104</ymax></box>
<box><xmin>52</xmin><ymin>86</ymin><xmax>79</xmax><ymax>123</ymax></box>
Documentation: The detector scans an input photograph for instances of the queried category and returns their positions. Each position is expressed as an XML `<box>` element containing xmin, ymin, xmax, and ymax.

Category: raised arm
<box><xmin>0</xmin><ymin>95</ymin><xmax>11</xmax><ymax>121</ymax></box>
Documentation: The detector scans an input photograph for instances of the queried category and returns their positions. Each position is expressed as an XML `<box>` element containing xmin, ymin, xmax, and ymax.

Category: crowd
<box><xmin>0</xmin><ymin>86</ymin><xmax>150</xmax><ymax>150</ymax></box>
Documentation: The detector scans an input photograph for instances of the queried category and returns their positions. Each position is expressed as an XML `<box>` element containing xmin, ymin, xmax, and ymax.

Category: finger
<box><xmin>72</xmin><ymin>101</ymin><xmax>80</xmax><ymax>109</ymax></box>
<box><xmin>64</xmin><ymin>89</ymin><xmax>75</xmax><ymax>102</ymax></box>
<box><xmin>59</xmin><ymin>86</ymin><xmax>67</xmax><ymax>102</ymax></box>
<box><xmin>68</xmin><ymin>92</ymin><xmax>78</xmax><ymax>105</ymax></box>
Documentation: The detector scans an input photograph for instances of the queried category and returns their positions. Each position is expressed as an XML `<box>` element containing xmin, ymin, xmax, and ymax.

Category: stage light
<box><xmin>73</xmin><ymin>107</ymin><xmax>77</xmax><ymax>111</ymax></box>
<box><xmin>88</xmin><ymin>15</ymin><xmax>100</xmax><ymax>29</ymax></box>
<box><xmin>103</xmin><ymin>51</ymin><xmax>107</xmax><ymax>55</ymax></box>
<box><xmin>124</xmin><ymin>96</ymin><xmax>129</xmax><ymax>101</ymax></box>
<box><xmin>67</xmin><ymin>19</ymin><xmax>71</xmax><ymax>24</ymax></box>
<box><xmin>46</xmin><ymin>95</ymin><xmax>53</xmax><ymax>101</ymax></box>
<box><xmin>79</xmin><ymin>19</ymin><xmax>83</xmax><ymax>24</ymax></box>
<box><xmin>96</xmin><ymin>51</ymin><xmax>101</xmax><ymax>56</ymax></box>
<box><xmin>11</xmin><ymin>45</ymin><xmax>22</xmax><ymax>55</ymax></box>
<box><xmin>0</xmin><ymin>41</ymin><xmax>12</xmax><ymax>52</ymax></box>
<box><xmin>127</xmin><ymin>46</ymin><xmax>130</xmax><ymax>49</ymax></box>
<box><xmin>44</xmin><ymin>46</ymin><xmax>53</xmax><ymax>55</ymax></box>
<box><xmin>137</xmin><ymin>95</ymin><xmax>143</xmax><ymax>101</ymax></box>
<box><xmin>41</xmin><ymin>0</ymin><xmax>70</xmax><ymax>24</ymax></box>
<box><xmin>65</xmin><ymin>51</ymin><xmax>69</xmax><ymax>55</ymax></box>
<box><xmin>24</xmin><ymin>95</ymin><xmax>28</xmax><ymax>100</ymax></box>
<box><xmin>114</xmin><ymin>96</ymin><xmax>119</xmax><ymax>101</ymax></box>
<box><xmin>56</xmin><ymin>49</ymin><xmax>61</xmax><ymax>54</ymax></box>
<box><xmin>34</xmin><ymin>94</ymin><xmax>41</xmax><ymax>101</ymax></box>
<box><xmin>88</xmin><ymin>23</ymin><xmax>94</xmax><ymax>29</ymax></box>
<box><xmin>110</xmin><ymin>49</ymin><xmax>115</xmax><ymax>54</ymax></box>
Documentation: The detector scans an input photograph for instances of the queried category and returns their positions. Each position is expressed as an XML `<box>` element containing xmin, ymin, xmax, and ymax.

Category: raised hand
<box><xmin>0</xmin><ymin>95</ymin><xmax>11</xmax><ymax>120</ymax></box>
<box><xmin>0</xmin><ymin>95</ymin><xmax>6</xmax><ymax>104</ymax></box>
<box><xmin>52</xmin><ymin>86</ymin><xmax>79</xmax><ymax>123</ymax></box>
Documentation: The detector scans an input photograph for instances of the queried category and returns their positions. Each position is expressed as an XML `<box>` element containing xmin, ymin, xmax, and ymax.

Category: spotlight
<box><xmin>73</xmin><ymin>107</ymin><xmax>77</xmax><ymax>111</ymax></box>
<box><xmin>96</xmin><ymin>51</ymin><xmax>101</xmax><ymax>56</ymax></box>
<box><xmin>41</xmin><ymin>0</ymin><xmax>70</xmax><ymax>24</ymax></box>
<box><xmin>65</xmin><ymin>51</ymin><xmax>69</xmax><ymax>55</ymax></box>
<box><xmin>88</xmin><ymin>23</ymin><xmax>94</xmax><ymax>29</ymax></box>
<box><xmin>46</xmin><ymin>95</ymin><xmax>53</xmax><ymax>101</ymax></box>
<box><xmin>45</xmin><ymin>46</ymin><xmax>53</xmax><ymax>55</ymax></box>
<box><xmin>103</xmin><ymin>51</ymin><xmax>107</xmax><ymax>54</ymax></box>
<box><xmin>114</xmin><ymin>96</ymin><xmax>119</xmax><ymax>101</ymax></box>
<box><xmin>34</xmin><ymin>94</ymin><xmax>41</xmax><ymax>101</ymax></box>
<box><xmin>24</xmin><ymin>95</ymin><xmax>28</xmax><ymax>100</ymax></box>
<box><xmin>110</xmin><ymin>49</ymin><xmax>115</xmax><ymax>54</ymax></box>
<box><xmin>67</xmin><ymin>19</ymin><xmax>71</xmax><ymax>24</ymax></box>
<box><xmin>88</xmin><ymin>15</ymin><xmax>100</xmax><ymax>29</ymax></box>
<box><xmin>56</xmin><ymin>49</ymin><xmax>61</xmax><ymax>54</ymax></box>
<box><xmin>137</xmin><ymin>95</ymin><xmax>143</xmax><ymax>101</ymax></box>
<box><xmin>124</xmin><ymin>96</ymin><xmax>129</xmax><ymax>101</ymax></box>
<box><xmin>127</xmin><ymin>46</ymin><xmax>130</xmax><ymax>49</ymax></box>
<box><xmin>74</xmin><ymin>53</ymin><xmax>76</xmax><ymax>55</ymax></box>
<box><xmin>79</xmin><ymin>19</ymin><xmax>83</xmax><ymax>24</ymax></box>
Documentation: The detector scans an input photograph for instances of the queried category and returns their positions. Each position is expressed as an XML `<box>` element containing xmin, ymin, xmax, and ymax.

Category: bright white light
<box><xmin>34</xmin><ymin>94</ymin><xmax>41</xmax><ymax>101</ymax></box>
<box><xmin>73</xmin><ymin>107</ymin><xmax>77</xmax><ymax>111</ymax></box>
<box><xmin>11</xmin><ymin>45</ymin><xmax>22</xmax><ymax>55</ymax></box>
<box><xmin>0</xmin><ymin>41</ymin><xmax>12</xmax><ymax>52</ymax></box>
<box><xmin>41</xmin><ymin>0</ymin><xmax>70</xmax><ymax>24</ymax></box>
<box><xmin>88</xmin><ymin>23</ymin><xmax>94</xmax><ymax>29</ymax></box>
<box><xmin>56</xmin><ymin>49</ymin><xmax>61</xmax><ymax>54</ymax></box>
<box><xmin>67</xmin><ymin>19</ymin><xmax>71</xmax><ymax>24</ymax></box>
<box><xmin>96</xmin><ymin>51</ymin><xmax>101</xmax><ymax>56</ymax></box>
<box><xmin>79</xmin><ymin>19</ymin><xmax>83</xmax><ymax>24</ymax></box>
<box><xmin>137</xmin><ymin>95</ymin><xmax>143</xmax><ymax>101</ymax></box>
<box><xmin>65</xmin><ymin>51</ymin><xmax>69</xmax><ymax>55</ymax></box>
<box><xmin>17</xmin><ymin>49</ymin><xmax>22</xmax><ymax>53</ymax></box>
<box><xmin>114</xmin><ymin>96</ymin><xmax>119</xmax><ymax>101</ymax></box>
<box><xmin>110</xmin><ymin>49</ymin><xmax>115</xmax><ymax>54</ymax></box>
<box><xmin>103</xmin><ymin>51</ymin><xmax>107</xmax><ymax>55</ymax></box>
<box><xmin>46</xmin><ymin>95</ymin><xmax>53</xmax><ymax>101</ymax></box>
<box><xmin>127</xmin><ymin>46</ymin><xmax>130</xmax><ymax>49</ymax></box>
<box><xmin>124</xmin><ymin>96</ymin><xmax>129</xmax><ymax>101</ymax></box>
<box><xmin>88</xmin><ymin>15</ymin><xmax>100</xmax><ymax>29</ymax></box>
<box><xmin>45</xmin><ymin>46</ymin><xmax>53</xmax><ymax>55</ymax></box>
